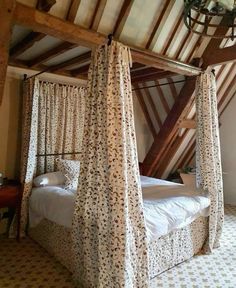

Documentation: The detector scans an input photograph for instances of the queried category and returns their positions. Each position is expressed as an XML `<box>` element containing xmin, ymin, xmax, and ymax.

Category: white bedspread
<box><xmin>29</xmin><ymin>176</ymin><xmax>210</xmax><ymax>241</ymax></box>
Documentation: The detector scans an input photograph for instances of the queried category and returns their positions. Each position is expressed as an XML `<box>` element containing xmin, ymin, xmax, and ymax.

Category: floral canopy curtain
<box><xmin>20</xmin><ymin>79</ymin><xmax>86</xmax><ymax>236</ymax></box>
<box><xmin>195</xmin><ymin>71</ymin><xmax>224</xmax><ymax>253</ymax></box>
<box><xmin>72</xmin><ymin>41</ymin><xmax>149</xmax><ymax>287</ymax></box>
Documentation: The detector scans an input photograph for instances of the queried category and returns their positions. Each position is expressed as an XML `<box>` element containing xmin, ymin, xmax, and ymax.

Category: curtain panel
<box><xmin>72</xmin><ymin>41</ymin><xmax>149</xmax><ymax>287</ymax></box>
<box><xmin>195</xmin><ymin>71</ymin><xmax>224</xmax><ymax>253</ymax></box>
<box><xmin>19</xmin><ymin>79</ymin><xmax>86</xmax><ymax>236</ymax></box>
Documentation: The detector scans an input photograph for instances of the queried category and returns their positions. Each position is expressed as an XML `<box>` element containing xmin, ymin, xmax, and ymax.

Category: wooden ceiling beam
<box><xmin>134</xmin><ymin>88</ymin><xmax>157</xmax><ymax>138</ymax></box>
<box><xmin>203</xmin><ymin>44</ymin><xmax>236</xmax><ymax>67</ymax></box>
<box><xmin>155</xmin><ymin>81</ymin><xmax>170</xmax><ymax>114</ymax></box>
<box><xmin>66</xmin><ymin>0</ymin><xmax>81</xmax><ymax>23</ymax></box>
<box><xmin>8</xmin><ymin>57</ymin><xmax>88</xmax><ymax>81</ymax></box>
<box><xmin>142</xmin><ymin>87</ymin><xmax>162</xmax><ymax>128</ymax></box>
<box><xmin>10</xmin><ymin>32</ymin><xmax>46</xmax><ymax>58</ymax></box>
<box><xmin>13</xmin><ymin>3</ymin><xmax>201</xmax><ymax>76</ymax></box>
<box><xmin>178</xmin><ymin>119</ymin><xmax>196</xmax><ymax>129</ymax></box>
<box><xmin>142</xmin><ymin>78</ymin><xmax>196</xmax><ymax>176</ymax></box>
<box><xmin>36</xmin><ymin>0</ymin><xmax>56</xmax><ymax>12</ymax></box>
<box><xmin>89</xmin><ymin>0</ymin><xmax>107</xmax><ymax>30</ymax></box>
<box><xmin>10</xmin><ymin>0</ymin><xmax>55</xmax><ymax>59</ymax></box>
<box><xmin>70</xmin><ymin>63</ymin><xmax>90</xmax><ymax>76</ymax></box>
<box><xmin>0</xmin><ymin>0</ymin><xmax>16</xmax><ymax>106</ymax></box>
<box><xmin>28</xmin><ymin>42</ymin><xmax>77</xmax><ymax>67</ymax></box>
<box><xmin>113</xmin><ymin>0</ymin><xmax>134</xmax><ymax>38</ymax></box>
<box><xmin>48</xmin><ymin>51</ymin><xmax>91</xmax><ymax>72</ymax></box>
<box><xmin>131</xmin><ymin>70</ymin><xmax>177</xmax><ymax>83</ymax></box>
<box><xmin>147</xmin><ymin>26</ymin><xmax>230</xmax><ymax>177</ymax></box>
<box><xmin>167</xmin><ymin>77</ymin><xmax>178</xmax><ymax>100</ymax></box>
<box><xmin>145</xmin><ymin>0</ymin><xmax>172</xmax><ymax>50</ymax></box>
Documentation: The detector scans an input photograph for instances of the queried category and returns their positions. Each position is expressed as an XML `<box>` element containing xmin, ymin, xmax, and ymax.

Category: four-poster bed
<box><xmin>18</xmin><ymin>41</ymin><xmax>223</xmax><ymax>287</ymax></box>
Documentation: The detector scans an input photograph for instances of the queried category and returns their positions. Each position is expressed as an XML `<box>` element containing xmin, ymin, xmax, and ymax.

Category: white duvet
<box><xmin>29</xmin><ymin>176</ymin><xmax>210</xmax><ymax>241</ymax></box>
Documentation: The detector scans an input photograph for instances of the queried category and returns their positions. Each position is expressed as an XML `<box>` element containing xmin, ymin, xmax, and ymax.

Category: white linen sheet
<box><xmin>29</xmin><ymin>176</ymin><xmax>210</xmax><ymax>241</ymax></box>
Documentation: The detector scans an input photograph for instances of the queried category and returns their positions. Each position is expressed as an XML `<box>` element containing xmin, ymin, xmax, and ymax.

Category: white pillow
<box><xmin>56</xmin><ymin>158</ymin><xmax>80</xmax><ymax>190</ymax></box>
<box><xmin>33</xmin><ymin>171</ymin><xmax>66</xmax><ymax>187</ymax></box>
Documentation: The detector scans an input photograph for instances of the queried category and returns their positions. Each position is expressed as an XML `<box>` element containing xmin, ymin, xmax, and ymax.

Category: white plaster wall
<box><xmin>220</xmin><ymin>95</ymin><xmax>236</xmax><ymax>205</ymax></box>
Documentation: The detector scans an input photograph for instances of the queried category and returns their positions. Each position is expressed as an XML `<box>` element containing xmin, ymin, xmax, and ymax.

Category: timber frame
<box><xmin>1</xmin><ymin>1</ymin><xmax>236</xmax><ymax>179</ymax></box>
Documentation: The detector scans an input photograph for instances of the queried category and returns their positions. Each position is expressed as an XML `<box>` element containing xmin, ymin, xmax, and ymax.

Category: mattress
<box><xmin>29</xmin><ymin>176</ymin><xmax>210</xmax><ymax>241</ymax></box>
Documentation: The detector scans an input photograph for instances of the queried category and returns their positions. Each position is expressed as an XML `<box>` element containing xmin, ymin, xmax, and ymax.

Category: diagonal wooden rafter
<box><xmin>131</xmin><ymin>68</ymin><xmax>176</xmax><ymax>83</ymax></box>
<box><xmin>28</xmin><ymin>42</ymin><xmax>77</xmax><ymax>67</ymax></box>
<box><xmin>142</xmin><ymin>78</ymin><xmax>196</xmax><ymax>176</ymax></box>
<box><xmin>142</xmin><ymin>21</ymin><xmax>231</xmax><ymax>178</ymax></box>
<box><xmin>0</xmin><ymin>0</ymin><xmax>16</xmax><ymax>106</ymax></box>
<box><xmin>135</xmin><ymin>88</ymin><xmax>157</xmax><ymax>138</ymax></box>
<box><xmin>142</xmin><ymin>87</ymin><xmax>162</xmax><ymax>128</ymax></box>
<box><xmin>113</xmin><ymin>0</ymin><xmax>134</xmax><ymax>39</ymax></box>
<box><xmin>89</xmin><ymin>0</ymin><xmax>107</xmax><ymax>30</ymax></box>
<box><xmin>10</xmin><ymin>0</ymin><xmax>56</xmax><ymax>58</ymax></box>
<box><xmin>203</xmin><ymin>44</ymin><xmax>236</xmax><ymax>67</ymax></box>
<box><xmin>167</xmin><ymin>77</ymin><xmax>178</xmax><ymax>100</ymax></box>
<box><xmin>145</xmin><ymin>0</ymin><xmax>173</xmax><ymax>50</ymax></box>
<box><xmin>70</xmin><ymin>63</ymin><xmax>90</xmax><ymax>77</ymax></box>
<box><xmin>12</xmin><ymin>3</ymin><xmax>202</xmax><ymax>76</ymax></box>
<box><xmin>66</xmin><ymin>0</ymin><xmax>81</xmax><ymax>22</ymax></box>
<box><xmin>155</xmin><ymin>81</ymin><xmax>170</xmax><ymax>114</ymax></box>
<box><xmin>46</xmin><ymin>51</ymin><xmax>91</xmax><ymax>72</ymax></box>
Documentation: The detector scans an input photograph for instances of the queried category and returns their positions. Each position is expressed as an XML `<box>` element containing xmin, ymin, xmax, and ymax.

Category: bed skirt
<box><xmin>28</xmin><ymin>216</ymin><xmax>208</xmax><ymax>279</ymax></box>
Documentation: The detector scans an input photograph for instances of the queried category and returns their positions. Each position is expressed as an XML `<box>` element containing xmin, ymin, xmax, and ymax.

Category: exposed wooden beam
<box><xmin>48</xmin><ymin>51</ymin><xmax>91</xmax><ymax>72</ymax></box>
<box><xmin>89</xmin><ymin>0</ymin><xmax>107</xmax><ymax>30</ymax></box>
<box><xmin>147</xmin><ymin>27</ymin><xmax>229</xmax><ymax>178</ymax></box>
<box><xmin>135</xmin><ymin>88</ymin><xmax>156</xmax><ymax>138</ymax></box>
<box><xmin>8</xmin><ymin>57</ymin><xmax>87</xmax><ymax>80</ymax></box>
<box><xmin>70</xmin><ymin>63</ymin><xmax>90</xmax><ymax>76</ymax></box>
<box><xmin>28</xmin><ymin>42</ymin><xmax>77</xmax><ymax>67</ymax></box>
<box><xmin>143</xmin><ymin>87</ymin><xmax>162</xmax><ymax>128</ymax></box>
<box><xmin>10</xmin><ymin>0</ymin><xmax>55</xmax><ymax>59</ymax></box>
<box><xmin>167</xmin><ymin>77</ymin><xmax>178</xmax><ymax>100</ymax></box>
<box><xmin>0</xmin><ymin>0</ymin><xmax>16</xmax><ymax>106</ymax></box>
<box><xmin>131</xmin><ymin>70</ymin><xmax>177</xmax><ymax>83</ymax></box>
<box><xmin>155</xmin><ymin>81</ymin><xmax>170</xmax><ymax>114</ymax></box>
<box><xmin>13</xmin><ymin>3</ymin><xmax>201</xmax><ymax>76</ymax></box>
<box><xmin>66</xmin><ymin>0</ymin><xmax>81</xmax><ymax>23</ymax></box>
<box><xmin>10</xmin><ymin>32</ymin><xmax>46</xmax><ymax>58</ymax></box>
<box><xmin>113</xmin><ymin>0</ymin><xmax>134</xmax><ymax>38</ymax></box>
<box><xmin>145</xmin><ymin>0</ymin><xmax>172</xmax><ymax>50</ymax></box>
<box><xmin>161</xmin><ymin>11</ymin><xmax>183</xmax><ymax>55</ymax></box>
<box><xmin>203</xmin><ymin>44</ymin><xmax>236</xmax><ymax>67</ymax></box>
<box><xmin>218</xmin><ymin>71</ymin><xmax>236</xmax><ymax>111</ymax></box>
<box><xmin>36</xmin><ymin>0</ymin><xmax>56</xmax><ymax>12</ymax></box>
<box><xmin>142</xmin><ymin>78</ymin><xmax>196</xmax><ymax>176</ymax></box>
<box><xmin>178</xmin><ymin>119</ymin><xmax>196</xmax><ymax>129</ymax></box>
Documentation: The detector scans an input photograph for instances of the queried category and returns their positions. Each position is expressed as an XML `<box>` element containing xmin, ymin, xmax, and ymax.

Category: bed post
<box><xmin>0</xmin><ymin>0</ymin><xmax>16</xmax><ymax>106</ymax></box>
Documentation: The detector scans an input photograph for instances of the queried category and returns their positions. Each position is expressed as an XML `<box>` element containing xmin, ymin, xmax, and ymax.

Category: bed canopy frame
<box><xmin>0</xmin><ymin>1</ymin><xmax>226</xmax><ymax>287</ymax></box>
<box><xmin>18</xmin><ymin>40</ymin><xmax>223</xmax><ymax>287</ymax></box>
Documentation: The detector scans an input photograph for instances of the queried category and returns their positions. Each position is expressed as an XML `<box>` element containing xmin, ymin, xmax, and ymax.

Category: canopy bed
<box><xmin>18</xmin><ymin>41</ymin><xmax>223</xmax><ymax>287</ymax></box>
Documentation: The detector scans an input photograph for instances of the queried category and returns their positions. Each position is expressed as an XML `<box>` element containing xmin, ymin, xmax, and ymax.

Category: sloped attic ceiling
<box><xmin>7</xmin><ymin>0</ymin><xmax>236</xmax><ymax>179</ymax></box>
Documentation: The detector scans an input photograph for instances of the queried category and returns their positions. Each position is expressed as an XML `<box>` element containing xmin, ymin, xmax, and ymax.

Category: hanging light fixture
<box><xmin>183</xmin><ymin>0</ymin><xmax>236</xmax><ymax>40</ymax></box>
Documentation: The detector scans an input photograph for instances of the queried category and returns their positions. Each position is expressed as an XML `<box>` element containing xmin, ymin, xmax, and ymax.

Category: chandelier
<box><xmin>183</xmin><ymin>0</ymin><xmax>236</xmax><ymax>39</ymax></box>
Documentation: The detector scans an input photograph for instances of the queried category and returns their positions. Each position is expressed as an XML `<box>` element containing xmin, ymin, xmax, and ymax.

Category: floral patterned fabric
<box><xmin>71</xmin><ymin>41</ymin><xmax>149</xmax><ymax>287</ymax></box>
<box><xmin>20</xmin><ymin>79</ymin><xmax>86</xmax><ymax>236</ymax></box>
<box><xmin>28</xmin><ymin>215</ymin><xmax>208</xmax><ymax>282</ymax></box>
<box><xmin>56</xmin><ymin>158</ymin><xmax>80</xmax><ymax>190</ymax></box>
<box><xmin>195</xmin><ymin>71</ymin><xmax>224</xmax><ymax>253</ymax></box>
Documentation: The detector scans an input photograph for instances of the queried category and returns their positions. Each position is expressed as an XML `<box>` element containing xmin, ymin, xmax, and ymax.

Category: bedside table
<box><xmin>0</xmin><ymin>183</ymin><xmax>22</xmax><ymax>240</ymax></box>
